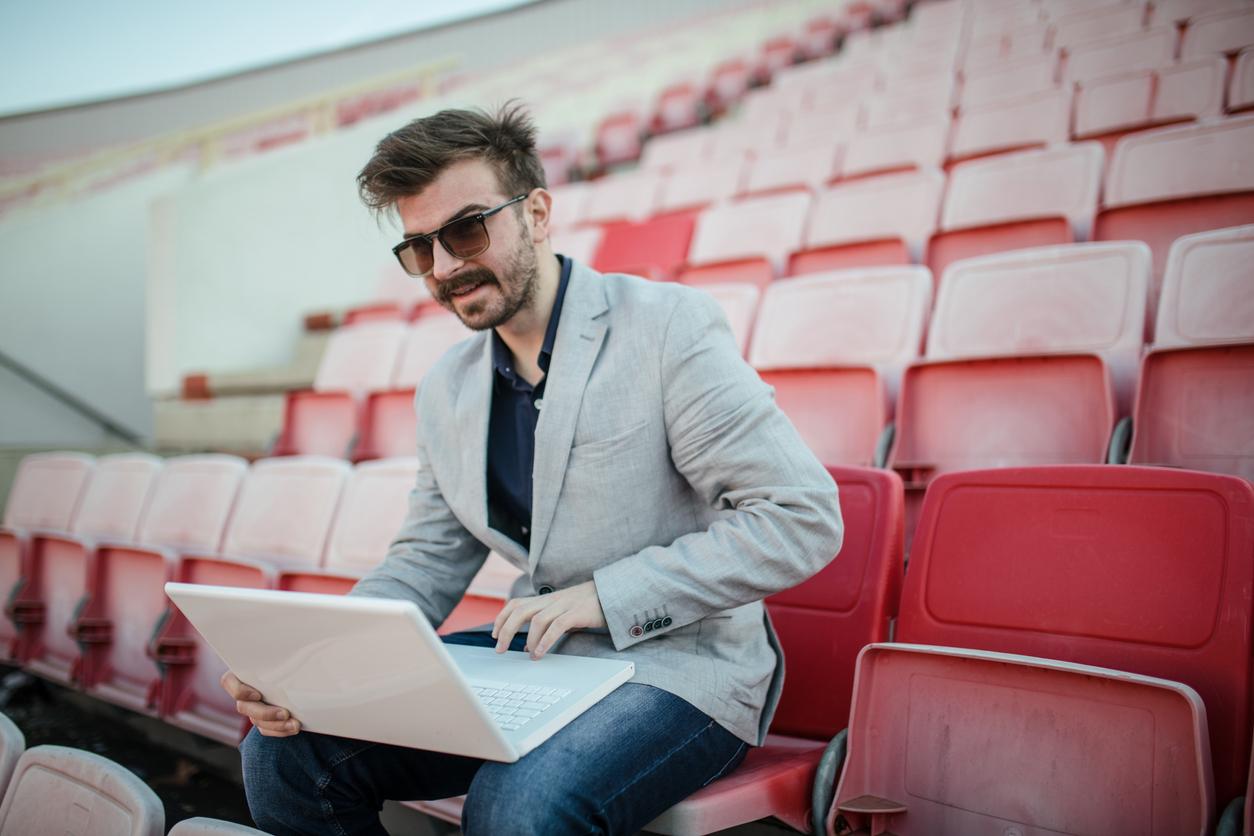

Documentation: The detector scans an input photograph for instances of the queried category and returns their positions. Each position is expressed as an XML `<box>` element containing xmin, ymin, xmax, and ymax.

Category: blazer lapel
<box><xmin>453</xmin><ymin>333</ymin><xmax>494</xmax><ymax>536</ymax></box>
<box><xmin>528</xmin><ymin>263</ymin><xmax>609</xmax><ymax>572</ymax></box>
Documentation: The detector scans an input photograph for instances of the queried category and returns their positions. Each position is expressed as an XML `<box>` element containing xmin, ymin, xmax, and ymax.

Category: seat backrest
<box><xmin>592</xmin><ymin>213</ymin><xmax>696</xmax><ymax>278</ymax></box>
<box><xmin>950</xmin><ymin>87</ymin><xmax>1071</xmax><ymax>161</ymax></box>
<box><xmin>928</xmin><ymin>242</ymin><xmax>1150</xmax><ymax>408</ymax></box>
<box><xmin>750</xmin><ymin>267</ymin><xmax>931</xmax><ymax>402</ymax></box>
<box><xmin>656</xmin><ymin>156</ymin><xmax>747</xmax><ymax>214</ymax></box>
<box><xmin>897</xmin><ymin>465</ymin><xmax>1254</xmax><ymax>804</ymax></box>
<box><xmin>687</xmin><ymin>191</ymin><xmax>812</xmax><ymax>271</ymax></box>
<box><xmin>168</xmin><ymin>817</ymin><xmax>267</xmax><ymax>835</ymax></box>
<box><xmin>1233</xmin><ymin>45</ymin><xmax>1254</xmax><ymax>111</ymax></box>
<box><xmin>547</xmin><ymin>181</ymin><xmax>591</xmax><ymax>230</ymax></box>
<box><xmin>640</xmin><ymin>126</ymin><xmax>716</xmax><ymax>170</ymax></box>
<box><xmin>1064</xmin><ymin>28</ymin><xmax>1177</xmax><ymax>83</ymax></box>
<box><xmin>323</xmin><ymin>457</ymin><xmax>421</xmax><ymax>575</ymax></box>
<box><xmin>840</xmin><ymin>119</ymin><xmax>949</xmax><ymax>179</ymax></box>
<box><xmin>832</xmin><ymin>643</ymin><xmax>1214</xmax><ymax>836</ymax></box>
<box><xmin>1052</xmin><ymin>3</ymin><xmax>1147</xmax><ymax>50</ymax></box>
<box><xmin>0</xmin><ymin>712</ymin><xmax>25</xmax><ymax>801</ymax></box>
<box><xmin>582</xmin><ymin>168</ymin><xmax>663</xmax><ymax>225</ymax></box>
<box><xmin>709</xmin><ymin>112</ymin><xmax>787</xmax><ymax>158</ymax></box>
<box><xmin>136</xmin><ymin>455</ymin><xmax>247</xmax><ymax>552</ymax></box>
<box><xmin>391</xmin><ymin>314</ymin><xmax>471</xmax><ymax>389</ymax></box>
<box><xmin>941</xmin><ymin>143</ymin><xmax>1104</xmax><ymax>236</ymax></box>
<box><xmin>1151</xmin><ymin>0</ymin><xmax>1247</xmax><ymax>27</ymax></box>
<box><xmin>549</xmin><ymin>225</ymin><xmax>602</xmax><ymax>266</ymax></box>
<box><xmin>694</xmin><ymin>282</ymin><xmax>759</xmax><ymax>355</ymax></box>
<box><xmin>2</xmin><ymin>453</ymin><xmax>94</xmax><ymax>532</ymax></box>
<box><xmin>741</xmin><ymin>142</ymin><xmax>841</xmax><ymax>197</ymax></box>
<box><xmin>313</xmin><ymin>321</ymin><xmax>408</xmax><ymax>393</ymax></box>
<box><xmin>69</xmin><ymin>453</ymin><xmax>163</xmax><ymax>543</ymax></box>
<box><xmin>1155</xmin><ymin>224</ymin><xmax>1254</xmax><ymax>348</ymax></box>
<box><xmin>804</xmin><ymin>169</ymin><xmax>944</xmax><ymax>259</ymax></box>
<box><xmin>766</xmin><ymin>467</ymin><xmax>903</xmax><ymax>739</ymax></box>
<box><xmin>1104</xmin><ymin>114</ymin><xmax>1254</xmax><ymax>210</ymax></box>
<box><xmin>1181</xmin><ymin>5</ymin><xmax>1254</xmax><ymax>58</ymax></box>
<box><xmin>0</xmin><ymin>745</ymin><xmax>163</xmax><ymax>835</ymax></box>
<box><xmin>221</xmin><ymin>457</ymin><xmax>351</xmax><ymax>569</ymax></box>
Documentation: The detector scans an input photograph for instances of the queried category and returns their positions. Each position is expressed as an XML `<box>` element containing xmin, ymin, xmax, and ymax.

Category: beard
<box><xmin>434</xmin><ymin>225</ymin><xmax>539</xmax><ymax>331</ymax></box>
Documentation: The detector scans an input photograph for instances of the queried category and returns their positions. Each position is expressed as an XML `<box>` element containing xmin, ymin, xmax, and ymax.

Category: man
<box><xmin>225</xmin><ymin>103</ymin><xmax>842</xmax><ymax>835</ymax></box>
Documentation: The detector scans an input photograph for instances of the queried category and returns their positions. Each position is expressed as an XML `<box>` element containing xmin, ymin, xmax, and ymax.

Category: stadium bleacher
<box><xmin>4</xmin><ymin>0</ymin><xmax>1254</xmax><ymax>831</ymax></box>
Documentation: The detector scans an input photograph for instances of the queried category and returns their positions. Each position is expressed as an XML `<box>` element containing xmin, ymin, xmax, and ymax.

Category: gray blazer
<box><xmin>351</xmin><ymin>260</ymin><xmax>843</xmax><ymax>745</ymax></box>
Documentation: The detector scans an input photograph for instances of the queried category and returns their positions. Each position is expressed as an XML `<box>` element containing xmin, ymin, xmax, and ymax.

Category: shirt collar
<box><xmin>491</xmin><ymin>254</ymin><xmax>572</xmax><ymax>379</ymax></box>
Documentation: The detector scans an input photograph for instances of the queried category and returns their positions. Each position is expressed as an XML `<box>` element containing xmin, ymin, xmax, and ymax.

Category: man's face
<box><xmin>396</xmin><ymin>158</ymin><xmax>539</xmax><ymax>331</ymax></box>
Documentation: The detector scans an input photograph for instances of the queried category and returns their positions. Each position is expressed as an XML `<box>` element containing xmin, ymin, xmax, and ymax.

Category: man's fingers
<box><xmin>254</xmin><ymin>717</ymin><xmax>301</xmax><ymax>737</ymax></box>
<box><xmin>524</xmin><ymin>605</ymin><xmax>562</xmax><ymax>654</ymax></box>
<box><xmin>531</xmin><ymin>613</ymin><xmax>573</xmax><ymax>660</ymax></box>
<box><xmin>494</xmin><ymin>599</ymin><xmax>544</xmax><ymax>653</ymax></box>
<box><xmin>220</xmin><ymin>670</ymin><xmax>261</xmax><ymax>702</ymax></box>
<box><xmin>236</xmin><ymin>700</ymin><xmax>289</xmax><ymax>723</ymax></box>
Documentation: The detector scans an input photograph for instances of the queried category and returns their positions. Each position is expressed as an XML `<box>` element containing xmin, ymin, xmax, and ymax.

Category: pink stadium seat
<box><xmin>839</xmin><ymin>119</ymin><xmax>948</xmax><ymax>180</ymax></box>
<box><xmin>695</xmin><ymin>283</ymin><xmax>759</xmax><ymax>356</ymax></box>
<box><xmin>799</xmin><ymin>15</ymin><xmax>842</xmax><ymax>60</ymax></box>
<box><xmin>549</xmin><ymin>226</ymin><xmax>603</xmax><ymax>266</ymax></box>
<box><xmin>272</xmin><ymin>321</ymin><xmax>408</xmax><ymax>458</ymax></box>
<box><xmin>829</xmin><ymin>644</ymin><xmax>1213</xmax><ymax>836</ymax></box>
<box><xmin>546</xmin><ymin>182</ymin><xmax>592</xmax><ymax>230</ymax></box>
<box><xmin>591</xmin><ymin>212</ymin><xmax>696</xmax><ymax>279</ymax></box>
<box><xmin>759</xmin><ymin>35</ymin><xmax>800</xmax><ymax>79</ymax></box>
<box><xmin>928</xmin><ymin>242</ymin><xmax>1152</xmax><ymax>411</ymax></box>
<box><xmin>792</xmin><ymin>169</ymin><xmax>944</xmax><ymax>273</ymax></box>
<box><xmin>342</xmin><ymin>303</ymin><xmax>405</xmax><ymax>326</ymax></box>
<box><xmin>1073</xmin><ymin>57</ymin><xmax>1228</xmax><ymax>141</ymax></box>
<box><xmin>861</xmin><ymin>90</ymin><xmax>952</xmax><ymax>132</ymax></box>
<box><xmin>0</xmin><ymin>453</ymin><xmax>93</xmax><ymax>662</ymax></box>
<box><xmin>929</xmin><ymin>143</ymin><xmax>1104</xmax><ymax>280</ymax></box>
<box><xmin>1232</xmin><ymin>45</ymin><xmax>1254</xmax><ymax>111</ymax></box>
<box><xmin>1064</xmin><ymin>28</ymin><xmax>1178</xmax><ymax>83</ymax></box>
<box><xmin>705</xmin><ymin>57</ymin><xmax>756</xmax><ymax>116</ymax></box>
<box><xmin>678</xmin><ymin>260</ymin><xmax>775</xmax><ymax>292</ymax></box>
<box><xmin>950</xmin><ymin>87</ymin><xmax>1071</xmax><ymax>162</ymax></box>
<box><xmin>1051</xmin><ymin>3</ymin><xmax>1148</xmax><ymax>50</ymax></box>
<box><xmin>686</xmin><ymin>191</ymin><xmax>812</xmax><ymax>279</ymax></box>
<box><xmin>963</xmin><ymin>27</ymin><xmax>1052</xmax><ymax>72</ymax></box>
<box><xmin>1095</xmin><ymin>116</ymin><xmax>1254</xmax><ymax>294</ymax></box>
<box><xmin>709</xmin><ymin>113</ymin><xmax>788</xmax><ymax>159</ymax></box>
<box><xmin>655</xmin><ymin>157</ymin><xmax>747</xmax><ymax>215</ymax></box>
<box><xmin>154</xmin><ymin>457</ymin><xmax>350</xmax><ymax>743</ymax></box>
<box><xmin>538</xmin><ymin>137</ymin><xmax>578</xmax><ymax>187</ymax></box>
<box><xmin>1181</xmin><ymin>5</ymin><xmax>1254</xmax><ymax>58</ymax></box>
<box><xmin>22</xmin><ymin>454</ymin><xmax>162</xmax><ymax>687</ymax></box>
<box><xmin>1151</xmin><ymin>223</ymin><xmax>1254</xmax><ymax>350</ymax></box>
<box><xmin>353</xmin><ymin>389</ymin><xmax>417</xmax><ymax>462</ymax></box>
<box><xmin>84</xmin><ymin>455</ymin><xmax>247</xmax><ymax>716</ymax></box>
<box><xmin>1150</xmin><ymin>0</ymin><xmax>1248</xmax><ymax>27</ymax></box>
<box><xmin>594</xmin><ymin>110</ymin><xmax>644</xmax><ymax>169</ymax></box>
<box><xmin>640</xmin><ymin>127</ymin><xmax>715</xmax><ymax>171</ymax></box>
<box><xmin>782</xmin><ymin>108</ymin><xmax>861</xmax><ymax>151</ymax></box>
<box><xmin>581</xmin><ymin>169</ymin><xmax>663</xmax><ymax>226</ymax></box>
<box><xmin>0</xmin><ymin>712</ymin><xmax>23</xmax><ymax>802</ymax></box>
<box><xmin>392</xmin><ymin>314</ymin><xmax>471</xmax><ymax>389</ymax></box>
<box><xmin>740</xmin><ymin>142</ymin><xmax>841</xmax><ymax>198</ymax></box>
<box><xmin>650</xmin><ymin>82</ymin><xmax>703</xmax><ymax>135</ymax></box>
<box><xmin>896</xmin><ymin>465</ymin><xmax>1254</xmax><ymax>807</ymax></box>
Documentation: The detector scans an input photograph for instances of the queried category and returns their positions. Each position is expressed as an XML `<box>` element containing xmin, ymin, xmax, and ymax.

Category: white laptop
<box><xmin>164</xmin><ymin>583</ymin><xmax>635</xmax><ymax>762</ymax></box>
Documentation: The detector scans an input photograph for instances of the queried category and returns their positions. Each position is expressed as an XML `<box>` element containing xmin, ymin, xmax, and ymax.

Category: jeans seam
<box><xmin>592</xmin><ymin>719</ymin><xmax>720</xmax><ymax>828</ymax></box>
<box><xmin>315</xmin><ymin>741</ymin><xmax>380</xmax><ymax>836</ymax></box>
<box><xmin>701</xmin><ymin>741</ymin><xmax>747</xmax><ymax>787</ymax></box>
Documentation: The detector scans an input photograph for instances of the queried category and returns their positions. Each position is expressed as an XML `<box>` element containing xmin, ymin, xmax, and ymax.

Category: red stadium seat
<box><xmin>897</xmin><ymin>465</ymin><xmax>1254</xmax><ymax>807</ymax></box>
<box><xmin>581</xmin><ymin>169</ymin><xmax>663</xmax><ymax>225</ymax></box>
<box><xmin>928</xmin><ymin>242</ymin><xmax>1152</xmax><ymax>411</ymax></box>
<box><xmin>1073</xmin><ymin>57</ymin><xmax>1227</xmax><ymax>141</ymax></box>
<box><xmin>685</xmin><ymin>191</ymin><xmax>812</xmax><ymax>281</ymax></box>
<box><xmin>705</xmin><ymin>57</ymin><xmax>756</xmax><ymax>116</ymax></box>
<box><xmin>740</xmin><ymin>141</ymin><xmax>841</xmax><ymax>198</ymax></box>
<box><xmin>594</xmin><ymin>109</ymin><xmax>644</xmax><ymax>169</ymax></box>
<box><xmin>21</xmin><ymin>454</ymin><xmax>162</xmax><ymax>687</ymax></box>
<box><xmin>1094</xmin><ymin>115</ymin><xmax>1254</xmax><ymax>299</ymax></box>
<box><xmin>1064</xmin><ymin>28</ymin><xmax>1178</xmax><ymax>84</ymax></box>
<box><xmin>950</xmin><ymin>87</ymin><xmax>1071</xmax><ymax>162</ymax></box>
<box><xmin>655</xmin><ymin>157</ymin><xmax>747</xmax><ymax>215</ymax></box>
<box><xmin>791</xmin><ymin>169</ymin><xmax>944</xmax><ymax>273</ymax></box>
<box><xmin>829</xmin><ymin>643</ymin><xmax>1213</xmax><ymax>836</ymax></box>
<box><xmin>1151</xmin><ymin>223</ymin><xmax>1254</xmax><ymax>350</ymax></box>
<box><xmin>694</xmin><ymin>283</ymin><xmax>759</xmax><ymax>356</ymax></box>
<box><xmin>929</xmin><ymin>143</ymin><xmax>1104</xmax><ymax>281</ymax></box>
<box><xmin>353</xmin><ymin>389</ymin><xmax>417</xmax><ymax>462</ymax></box>
<box><xmin>840</xmin><ymin>119</ymin><xmax>949</xmax><ymax>180</ymax></box>
<box><xmin>1232</xmin><ymin>45</ymin><xmax>1254</xmax><ymax>112</ymax></box>
<box><xmin>650</xmin><ymin>82</ymin><xmax>703</xmax><ymax>135</ymax></box>
<box><xmin>1181</xmin><ymin>5</ymin><xmax>1254</xmax><ymax>59</ymax></box>
<box><xmin>592</xmin><ymin>213</ymin><xmax>696</xmax><ymax>279</ymax></box>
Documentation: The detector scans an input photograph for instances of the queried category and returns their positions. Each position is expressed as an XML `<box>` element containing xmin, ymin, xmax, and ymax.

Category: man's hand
<box><xmin>221</xmin><ymin>671</ymin><xmax>301</xmax><ymax>737</ymax></box>
<box><xmin>492</xmin><ymin>580</ymin><xmax>606</xmax><ymax>660</ymax></box>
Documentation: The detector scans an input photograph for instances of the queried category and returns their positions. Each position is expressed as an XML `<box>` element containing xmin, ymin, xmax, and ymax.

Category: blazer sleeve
<box><xmin>592</xmin><ymin>289</ymin><xmax>844</xmax><ymax>650</ymax></box>
<box><xmin>347</xmin><ymin>388</ymin><xmax>489</xmax><ymax>628</ymax></box>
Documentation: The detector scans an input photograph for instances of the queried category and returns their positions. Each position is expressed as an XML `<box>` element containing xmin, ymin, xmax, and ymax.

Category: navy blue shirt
<box><xmin>486</xmin><ymin>254</ymin><xmax>572</xmax><ymax>549</ymax></box>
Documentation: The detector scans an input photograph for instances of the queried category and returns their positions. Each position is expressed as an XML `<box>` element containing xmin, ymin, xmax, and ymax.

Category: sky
<box><xmin>0</xmin><ymin>0</ymin><xmax>535</xmax><ymax>117</ymax></box>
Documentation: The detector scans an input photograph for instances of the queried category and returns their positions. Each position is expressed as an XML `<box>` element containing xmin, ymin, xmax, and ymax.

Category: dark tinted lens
<box><xmin>440</xmin><ymin>215</ymin><xmax>489</xmax><ymax>258</ymax></box>
<box><xmin>397</xmin><ymin>237</ymin><xmax>435</xmax><ymax>276</ymax></box>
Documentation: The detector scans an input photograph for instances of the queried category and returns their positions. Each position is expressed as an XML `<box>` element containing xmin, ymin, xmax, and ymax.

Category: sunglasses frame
<box><xmin>392</xmin><ymin>193</ymin><xmax>529</xmax><ymax>278</ymax></box>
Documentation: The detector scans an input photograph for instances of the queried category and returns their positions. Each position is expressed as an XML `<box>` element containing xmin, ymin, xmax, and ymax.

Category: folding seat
<box><xmin>0</xmin><ymin>712</ymin><xmax>22</xmax><ymax>800</ymax></box>
<box><xmin>758</xmin><ymin>35</ymin><xmax>800</xmax><ymax>80</ymax></box>
<box><xmin>591</xmin><ymin>212</ymin><xmax>697</xmax><ymax>279</ymax></box>
<box><xmin>781</xmin><ymin>107</ymin><xmax>861</xmax><ymax>151</ymax></box>
<box><xmin>1051</xmin><ymin>3</ymin><xmax>1148</xmax><ymax>50</ymax></box>
<box><xmin>151</xmin><ymin>456</ymin><xmax>350</xmax><ymax>743</ymax></box>
<box><xmin>827</xmin><ymin>644</ymin><xmax>1213</xmax><ymax>836</ymax></box>
<box><xmin>537</xmin><ymin>137</ymin><xmax>578</xmax><ymax>187</ymax></box>
<box><xmin>83</xmin><ymin>455</ymin><xmax>247</xmax><ymax>716</ymax></box>
<box><xmin>1181</xmin><ymin>5</ymin><xmax>1254</xmax><ymax>58</ymax></box>
<box><xmin>896</xmin><ymin>465</ymin><xmax>1254</xmax><ymax>809</ymax></box>
<box><xmin>695</xmin><ymin>282</ymin><xmax>759</xmax><ymax>356</ymax></box>
<box><xmin>861</xmin><ymin>90</ymin><xmax>952</xmax><ymax>132</ymax></box>
<box><xmin>738</xmin><ymin>86</ymin><xmax>804</xmax><ymax>125</ymax></box>
<box><xmin>705</xmin><ymin>56</ymin><xmax>755</xmax><ymax>116</ymax></box>
<box><xmin>549</xmin><ymin>225</ymin><xmax>603</xmax><ymax>266</ymax></box>
<box><xmin>1073</xmin><ymin>57</ymin><xmax>1228</xmax><ymax>144</ymax></box>
<box><xmin>949</xmin><ymin>87</ymin><xmax>1071</xmax><ymax>162</ymax></box>
<box><xmin>963</xmin><ymin>26</ymin><xmax>1052</xmax><ymax>72</ymax></box>
<box><xmin>650</xmin><ymin>81</ymin><xmax>703</xmax><ymax>135</ymax></box>
<box><xmin>679</xmin><ymin>192</ymin><xmax>811</xmax><ymax>290</ymax></box>
<box><xmin>840</xmin><ymin>119</ymin><xmax>948</xmax><ymax>180</ymax></box>
<box><xmin>272</xmin><ymin>321</ymin><xmax>407</xmax><ymax>458</ymax></box>
<box><xmin>580</xmin><ymin>169</ymin><xmax>663</xmax><ymax>226</ymax></box>
<box><xmin>0</xmin><ymin>745</ymin><xmax>163</xmax><ymax>835</ymax></box>
<box><xmin>929</xmin><ymin>242</ymin><xmax>1152</xmax><ymax>411</ymax></box>
<box><xmin>798</xmin><ymin>14</ymin><xmax>843</xmax><ymax>60</ymax></box>
<box><xmin>790</xmin><ymin>169</ymin><xmax>944</xmax><ymax>273</ymax></box>
<box><xmin>750</xmin><ymin>267</ymin><xmax>932</xmax><ymax>466</ymax></box>
<box><xmin>739</xmin><ymin>141</ymin><xmax>842</xmax><ymax>198</ymax></box>
<box><xmin>1233</xmin><ymin>45</ymin><xmax>1254</xmax><ymax>111</ymax></box>
<box><xmin>655</xmin><ymin>156</ymin><xmax>748</xmax><ymax>215</ymax></box>
<box><xmin>1094</xmin><ymin>116</ymin><xmax>1254</xmax><ymax>289</ymax></box>
<box><xmin>0</xmin><ymin>453</ymin><xmax>93</xmax><ymax>662</ymax></box>
<box><xmin>1064</xmin><ymin>28</ymin><xmax>1178</xmax><ymax>84</ymax></box>
<box><xmin>929</xmin><ymin>143</ymin><xmax>1104</xmax><ymax>280</ymax></box>
<box><xmin>594</xmin><ymin>109</ymin><xmax>644</xmax><ymax>170</ymax></box>
<box><xmin>20</xmin><ymin>453</ymin><xmax>162</xmax><ymax>687</ymax></box>
<box><xmin>708</xmin><ymin>112</ymin><xmax>787</xmax><ymax>159</ymax></box>
<box><xmin>1127</xmin><ymin>224</ymin><xmax>1254</xmax><ymax>480</ymax></box>
<box><xmin>1150</xmin><ymin>0</ymin><xmax>1249</xmax><ymax>27</ymax></box>
<box><xmin>961</xmin><ymin>52</ymin><xmax>1057</xmax><ymax>109</ymax></box>
<box><xmin>640</xmin><ymin>126</ymin><xmax>715</xmax><ymax>171</ymax></box>
<box><xmin>546</xmin><ymin>181</ymin><xmax>592</xmax><ymax>230</ymax></box>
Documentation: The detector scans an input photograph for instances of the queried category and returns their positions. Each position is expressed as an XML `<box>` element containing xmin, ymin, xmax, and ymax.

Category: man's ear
<box><xmin>527</xmin><ymin>188</ymin><xmax>554</xmax><ymax>244</ymax></box>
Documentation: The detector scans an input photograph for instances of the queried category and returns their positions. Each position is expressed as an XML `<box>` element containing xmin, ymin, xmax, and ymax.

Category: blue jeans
<box><xmin>240</xmin><ymin>631</ymin><xmax>749</xmax><ymax>835</ymax></box>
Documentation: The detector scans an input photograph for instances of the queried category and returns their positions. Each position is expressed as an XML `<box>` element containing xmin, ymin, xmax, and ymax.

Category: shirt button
<box><xmin>629</xmin><ymin>625</ymin><xmax>644</xmax><ymax>638</ymax></box>
<box><xmin>521</xmin><ymin>525</ymin><xmax>529</xmax><ymax>534</ymax></box>
<box><xmin>535</xmin><ymin>398</ymin><xmax>544</xmax><ymax>410</ymax></box>
<box><xmin>537</xmin><ymin>585</ymin><xmax>554</xmax><ymax>595</ymax></box>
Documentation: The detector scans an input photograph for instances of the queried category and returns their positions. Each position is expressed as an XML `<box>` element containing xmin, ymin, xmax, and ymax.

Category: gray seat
<box><xmin>168</xmin><ymin>817</ymin><xmax>267</xmax><ymax>835</ymax></box>
<box><xmin>0</xmin><ymin>713</ymin><xmax>24</xmax><ymax>803</ymax></box>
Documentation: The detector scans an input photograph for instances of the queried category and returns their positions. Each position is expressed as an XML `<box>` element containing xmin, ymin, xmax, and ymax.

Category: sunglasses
<box><xmin>392</xmin><ymin>194</ymin><xmax>528</xmax><ymax>278</ymax></box>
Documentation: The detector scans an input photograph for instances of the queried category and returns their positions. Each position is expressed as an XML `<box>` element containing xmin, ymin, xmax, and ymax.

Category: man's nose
<box><xmin>429</xmin><ymin>239</ymin><xmax>466</xmax><ymax>281</ymax></box>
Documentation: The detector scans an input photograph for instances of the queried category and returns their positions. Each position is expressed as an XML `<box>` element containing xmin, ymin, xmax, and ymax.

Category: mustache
<box><xmin>435</xmin><ymin>269</ymin><xmax>497</xmax><ymax>301</ymax></box>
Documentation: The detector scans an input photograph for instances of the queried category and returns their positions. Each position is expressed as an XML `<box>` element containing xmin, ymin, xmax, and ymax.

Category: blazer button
<box><xmin>537</xmin><ymin>585</ymin><xmax>554</xmax><ymax>595</ymax></box>
<box><xmin>644</xmin><ymin>621</ymin><xmax>655</xmax><ymax>632</ymax></box>
<box><xmin>661</xmin><ymin>616</ymin><xmax>673</xmax><ymax>627</ymax></box>
<box><xmin>629</xmin><ymin>625</ymin><xmax>644</xmax><ymax>638</ymax></box>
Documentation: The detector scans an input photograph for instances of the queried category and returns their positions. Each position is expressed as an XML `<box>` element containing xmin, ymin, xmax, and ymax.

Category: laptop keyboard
<box><xmin>469</xmin><ymin>680</ymin><xmax>573</xmax><ymax>732</ymax></box>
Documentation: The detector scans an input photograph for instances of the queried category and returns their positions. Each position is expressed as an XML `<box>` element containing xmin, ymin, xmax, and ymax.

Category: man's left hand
<box><xmin>492</xmin><ymin>580</ymin><xmax>606</xmax><ymax>660</ymax></box>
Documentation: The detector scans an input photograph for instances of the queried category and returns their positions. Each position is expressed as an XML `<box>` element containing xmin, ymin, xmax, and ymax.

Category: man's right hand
<box><xmin>221</xmin><ymin>671</ymin><xmax>301</xmax><ymax>737</ymax></box>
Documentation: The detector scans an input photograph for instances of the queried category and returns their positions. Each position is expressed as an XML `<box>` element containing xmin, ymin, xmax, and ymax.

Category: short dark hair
<box><xmin>357</xmin><ymin>101</ymin><xmax>546</xmax><ymax>214</ymax></box>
